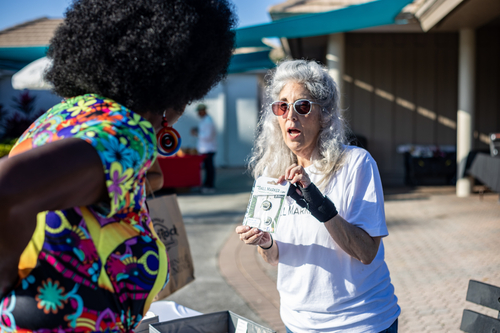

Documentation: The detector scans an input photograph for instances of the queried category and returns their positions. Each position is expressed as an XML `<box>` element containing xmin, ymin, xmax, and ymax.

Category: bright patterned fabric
<box><xmin>2</xmin><ymin>94</ymin><xmax>168</xmax><ymax>333</ymax></box>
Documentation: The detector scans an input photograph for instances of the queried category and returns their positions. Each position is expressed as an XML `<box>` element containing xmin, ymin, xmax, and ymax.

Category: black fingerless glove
<box><xmin>287</xmin><ymin>182</ymin><xmax>338</xmax><ymax>222</ymax></box>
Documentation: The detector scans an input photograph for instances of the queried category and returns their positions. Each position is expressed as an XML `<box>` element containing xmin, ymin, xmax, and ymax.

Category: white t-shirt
<box><xmin>197</xmin><ymin>115</ymin><xmax>217</xmax><ymax>154</ymax></box>
<box><xmin>273</xmin><ymin>146</ymin><xmax>400</xmax><ymax>333</ymax></box>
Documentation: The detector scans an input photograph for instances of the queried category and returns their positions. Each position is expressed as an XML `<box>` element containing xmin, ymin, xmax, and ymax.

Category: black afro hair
<box><xmin>45</xmin><ymin>0</ymin><xmax>236</xmax><ymax>114</ymax></box>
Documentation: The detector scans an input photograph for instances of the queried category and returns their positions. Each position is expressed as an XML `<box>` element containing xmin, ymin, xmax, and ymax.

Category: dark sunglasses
<box><xmin>270</xmin><ymin>99</ymin><xmax>321</xmax><ymax>116</ymax></box>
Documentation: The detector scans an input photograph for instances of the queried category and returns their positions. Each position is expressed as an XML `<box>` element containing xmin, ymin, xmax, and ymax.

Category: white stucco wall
<box><xmin>224</xmin><ymin>74</ymin><xmax>260</xmax><ymax>167</ymax></box>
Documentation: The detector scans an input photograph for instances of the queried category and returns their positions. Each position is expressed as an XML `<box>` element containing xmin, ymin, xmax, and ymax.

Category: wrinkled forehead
<box><xmin>277</xmin><ymin>81</ymin><xmax>313</xmax><ymax>101</ymax></box>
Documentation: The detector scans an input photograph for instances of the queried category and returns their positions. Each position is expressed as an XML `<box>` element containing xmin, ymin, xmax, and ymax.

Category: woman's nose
<box><xmin>283</xmin><ymin>104</ymin><xmax>296</xmax><ymax>120</ymax></box>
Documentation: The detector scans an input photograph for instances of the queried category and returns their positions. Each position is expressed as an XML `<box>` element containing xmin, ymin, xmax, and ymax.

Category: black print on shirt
<box><xmin>281</xmin><ymin>203</ymin><xmax>311</xmax><ymax>216</ymax></box>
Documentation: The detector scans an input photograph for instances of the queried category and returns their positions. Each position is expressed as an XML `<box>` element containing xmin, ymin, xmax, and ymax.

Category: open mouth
<box><xmin>287</xmin><ymin>128</ymin><xmax>301</xmax><ymax>138</ymax></box>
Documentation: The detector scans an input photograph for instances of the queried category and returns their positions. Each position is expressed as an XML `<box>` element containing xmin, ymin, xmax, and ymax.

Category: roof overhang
<box><xmin>415</xmin><ymin>0</ymin><xmax>463</xmax><ymax>31</ymax></box>
<box><xmin>235</xmin><ymin>0</ymin><xmax>413</xmax><ymax>48</ymax></box>
<box><xmin>415</xmin><ymin>0</ymin><xmax>500</xmax><ymax>32</ymax></box>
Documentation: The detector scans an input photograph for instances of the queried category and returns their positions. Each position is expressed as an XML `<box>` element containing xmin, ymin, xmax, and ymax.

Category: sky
<box><xmin>0</xmin><ymin>0</ymin><xmax>284</xmax><ymax>31</ymax></box>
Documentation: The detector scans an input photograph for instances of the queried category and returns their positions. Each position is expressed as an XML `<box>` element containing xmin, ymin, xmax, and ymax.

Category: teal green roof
<box><xmin>0</xmin><ymin>47</ymin><xmax>275</xmax><ymax>73</ymax></box>
<box><xmin>235</xmin><ymin>0</ymin><xmax>413</xmax><ymax>48</ymax></box>
<box><xmin>228</xmin><ymin>50</ymin><xmax>275</xmax><ymax>73</ymax></box>
<box><xmin>0</xmin><ymin>46</ymin><xmax>48</xmax><ymax>70</ymax></box>
<box><xmin>0</xmin><ymin>0</ymin><xmax>412</xmax><ymax>72</ymax></box>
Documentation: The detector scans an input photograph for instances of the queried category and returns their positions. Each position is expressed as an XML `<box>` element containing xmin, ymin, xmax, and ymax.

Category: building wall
<box><xmin>475</xmin><ymin>22</ymin><xmax>500</xmax><ymax>150</ymax></box>
<box><xmin>343</xmin><ymin>33</ymin><xmax>459</xmax><ymax>186</ymax></box>
<box><xmin>288</xmin><ymin>35</ymin><xmax>328</xmax><ymax>64</ymax></box>
<box><xmin>224</xmin><ymin>74</ymin><xmax>261</xmax><ymax>167</ymax></box>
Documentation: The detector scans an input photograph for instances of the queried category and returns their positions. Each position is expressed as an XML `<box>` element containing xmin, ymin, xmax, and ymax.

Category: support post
<box><xmin>456</xmin><ymin>29</ymin><xmax>475</xmax><ymax>197</ymax></box>
<box><xmin>326</xmin><ymin>33</ymin><xmax>345</xmax><ymax>108</ymax></box>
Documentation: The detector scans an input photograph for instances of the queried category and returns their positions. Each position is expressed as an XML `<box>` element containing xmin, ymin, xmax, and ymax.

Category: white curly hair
<box><xmin>248</xmin><ymin>59</ymin><xmax>350</xmax><ymax>188</ymax></box>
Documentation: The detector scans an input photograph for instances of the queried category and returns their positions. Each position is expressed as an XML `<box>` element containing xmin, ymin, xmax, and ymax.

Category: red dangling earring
<box><xmin>156</xmin><ymin>112</ymin><xmax>181</xmax><ymax>157</ymax></box>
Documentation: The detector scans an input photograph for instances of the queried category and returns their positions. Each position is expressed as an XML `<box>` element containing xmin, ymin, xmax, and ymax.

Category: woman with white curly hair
<box><xmin>236</xmin><ymin>59</ymin><xmax>399</xmax><ymax>333</ymax></box>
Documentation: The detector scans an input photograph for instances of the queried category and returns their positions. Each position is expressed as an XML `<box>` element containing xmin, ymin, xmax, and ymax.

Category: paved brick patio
<box><xmin>219</xmin><ymin>188</ymin><xmax>500</xmax><ymax>333</ymax></box>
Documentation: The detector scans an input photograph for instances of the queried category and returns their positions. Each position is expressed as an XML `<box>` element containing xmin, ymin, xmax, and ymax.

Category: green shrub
<box><xmin>0</xmin><ymin>138</ymin><xmax>18</xmax><ymax>158</ymax></box>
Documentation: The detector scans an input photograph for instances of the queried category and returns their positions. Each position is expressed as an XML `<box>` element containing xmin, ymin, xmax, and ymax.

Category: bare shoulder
<box><xmin>0</xmin><ymin>138</ymin><xmax>107</xmax><ymax>210</ymax></box>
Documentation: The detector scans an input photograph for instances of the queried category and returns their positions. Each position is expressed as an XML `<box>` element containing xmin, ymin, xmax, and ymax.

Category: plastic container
<box><xmin>148</xmin><ymin>310</ymin><xmax>276</xmax><ymax>333</ymax></box>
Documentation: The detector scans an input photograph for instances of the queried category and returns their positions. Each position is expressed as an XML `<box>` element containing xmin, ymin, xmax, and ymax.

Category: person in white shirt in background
<box><xmin>191</xmin><ymin>103</ymin><xmax>217</xmax><ymax>193</ymax></box>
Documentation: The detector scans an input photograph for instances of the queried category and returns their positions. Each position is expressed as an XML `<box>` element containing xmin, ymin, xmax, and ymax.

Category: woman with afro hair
<box><xmin>0</xmin><ymin>0</ymin><xmax>235</xmax><ymax>331</ymax></box>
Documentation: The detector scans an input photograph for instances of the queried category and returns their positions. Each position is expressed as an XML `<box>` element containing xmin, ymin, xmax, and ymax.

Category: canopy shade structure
<box><xmin>10</xmin><ymin>49</ymin><xmax>275</xmax><ymax>91</ymax></box>
<box><xmin>0</xmin><ymin>45</ymin><xmax>275</xmax><ymax>75</ymax></box>
<box><xmin>228</xmin><ymin>50</ymin><xmax>275</xmax><ymax>74</ymax></box>
<box><xmin>235</xmin><ymin>0</ymin><xmax>413</xmax><ymax>48</ymax></box>
<box><xmin>0</xmin><ymin>46</ymin><xmax>48</xmax><ymax>70</ymax></box>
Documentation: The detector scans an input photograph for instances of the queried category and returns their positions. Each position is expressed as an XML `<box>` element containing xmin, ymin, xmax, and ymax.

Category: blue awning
<box><xmin>0</xmin><ymin>46</ymin><xmax>275</xmax><ymax>74</ymax></box>
<box><xmin>235</xmin><ymin>0</ymin><xmax>413</xmax><ymax>48</ymax></box>
<box><xmin>0</xmin><ymin>46</ymin><xmax>48</xmax><ymax>70</ymax></box>
<box><xmin>228</xmin><ymin>50</ymin><xmax>275</xmax><ymax>73</ymax></box>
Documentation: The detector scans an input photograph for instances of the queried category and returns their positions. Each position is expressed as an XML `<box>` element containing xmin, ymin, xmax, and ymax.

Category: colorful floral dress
<box><xmin>2</xmin><ymin>94</ymin><xmax>168</xmax><ymax>332</ymax></box>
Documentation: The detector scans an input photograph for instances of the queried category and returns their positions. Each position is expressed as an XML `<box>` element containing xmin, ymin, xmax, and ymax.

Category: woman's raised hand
<box><xmin>277</xmin><ymin>163</ymin><xmax>312</xmax><ymax>189</ymax></box>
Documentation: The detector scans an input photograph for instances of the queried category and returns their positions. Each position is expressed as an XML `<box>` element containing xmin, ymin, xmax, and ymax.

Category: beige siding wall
<box><xmin>343</xmin><ymin>33</ymin><xmax>459</xmax><ymax>186</ymax></box>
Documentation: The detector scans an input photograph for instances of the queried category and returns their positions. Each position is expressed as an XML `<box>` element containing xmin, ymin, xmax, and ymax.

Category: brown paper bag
<box><xmin>147</xmin><ymin>194</ymin><xmax>195</xmax><ymax>300</ymax></box>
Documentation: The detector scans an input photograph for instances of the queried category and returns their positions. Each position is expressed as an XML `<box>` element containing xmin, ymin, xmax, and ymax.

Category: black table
<box><xmin>404</xmin><ymin>152</ymin><xmax>456</xmax><ymax>186</ymax></box>
<box><xmin>468</xmin><ymin>153</ymin><xmax>500</xmax><ymax>193</ymax></box>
